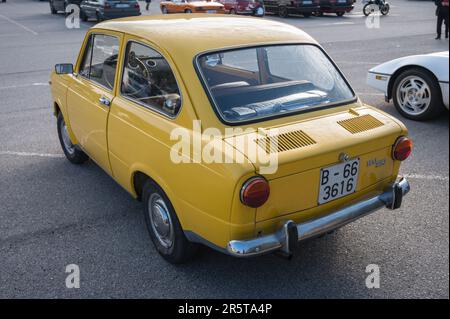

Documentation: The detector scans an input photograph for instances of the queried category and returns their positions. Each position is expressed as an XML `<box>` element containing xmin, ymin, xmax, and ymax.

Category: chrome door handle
<box><xmin>99</xmin><ymin>96</ymin><xmax>111</xmax><ymax>107</ymax></box>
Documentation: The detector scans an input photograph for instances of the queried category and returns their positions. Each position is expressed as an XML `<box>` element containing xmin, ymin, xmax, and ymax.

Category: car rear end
<box><xmin>291</xmin><ymin>0</ymin><xmax>320</xmax><ymax>15</ymax></box>
<box><xmin>224</xmin><ymin>106</ymin><xmax>411</xmax><ymax>257</ymax></box>
<box><xmin>101</xmin><ymin>0</ymin><xmax>141</xmax><ymax>19</ymax></box>
<box><xmin>192</xmin><ymin>2</ymin><xmax>226</xmax><ymax>14</ymax></box>
<box><xmin>318</xmin><ymin>0</ymin><xmax>355</xmax><ymax>14</ymax></box>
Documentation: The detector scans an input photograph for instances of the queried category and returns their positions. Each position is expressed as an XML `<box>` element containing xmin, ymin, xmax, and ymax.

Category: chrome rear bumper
<box><xmin>227</xmin><ymin>178</ymin><xmax>410</xmax><ymax>257</ymax></box>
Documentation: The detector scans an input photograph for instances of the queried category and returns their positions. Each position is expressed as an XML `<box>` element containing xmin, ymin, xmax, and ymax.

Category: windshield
<box><xmin>196</xmin><ymin>44</ymin><xmax>355</xmax><ymax>124</ymax></box>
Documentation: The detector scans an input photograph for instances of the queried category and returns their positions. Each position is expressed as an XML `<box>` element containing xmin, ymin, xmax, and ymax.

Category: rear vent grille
<box><xmin>256</xmin><ymin>130</ymin><xmax>316</xmax><ymax>153</ymax></box>
<box><xmin>338</xmin><ymin>115</ymin><xmax>384</xmax><ymax>134</ymax></box>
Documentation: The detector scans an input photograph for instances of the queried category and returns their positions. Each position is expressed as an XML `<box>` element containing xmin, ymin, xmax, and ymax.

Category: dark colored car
<box><xmin>263</xmin><ymin>0</ymin><xmax>320</xmax><ymax>18</ymax></box>
<box><xmin>316</xmin><ymin>0</ymin><xmax>355</xmax><ymax>16</ymax></box>
<box><xmin>49</xmin><ymin>0</ymin><xmax>83</xmax><ymax>14</ymax></box>
<box><xmin>217</xmin><ymin>0</ymin><xmax>265</xmax><ymax>16</ymax></box>
<box><xmin>80</xmin><ymin>0</ymin><xmax>141</xmax><ymax>21</ymax></box>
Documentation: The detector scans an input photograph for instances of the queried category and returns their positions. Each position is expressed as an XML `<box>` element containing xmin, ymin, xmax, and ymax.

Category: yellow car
<box><xmin>50</xmin><ymin>15</ymin><xmax>412</xmax><ymax>263</ymax></box>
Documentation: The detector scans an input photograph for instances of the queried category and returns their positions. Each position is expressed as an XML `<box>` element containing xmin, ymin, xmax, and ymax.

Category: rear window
<box><xmin>196</xmin><ymin>44</ymin><xmax>355</xmax><ymax>124</ymax></box>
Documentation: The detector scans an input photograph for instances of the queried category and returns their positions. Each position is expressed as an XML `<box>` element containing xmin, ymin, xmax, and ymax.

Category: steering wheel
<box><xmin>123</xmin><ymin>51</ymin><xmax>153</xmax><ymax>97</ymax></box>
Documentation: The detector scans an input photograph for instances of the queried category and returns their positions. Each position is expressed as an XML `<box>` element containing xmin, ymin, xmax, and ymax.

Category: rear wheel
<box><xmin>143</xmin><ymin>180</ymin><xmax>197</xmax><ymax>264</ymax></box>
<box><xmin>161</xmin><ymin>6</ymin><xmax>168</xmax><ymax>14</ymax></box>
<box><xmin>336</xmin><ymin>11</ymin><xmax>345</xmax><ymax>17</ymax></box>
<box><xmin>57</xmin><ymin>113</ymin><xmax>89</xmax><ymax>164</ymax></box>
<box><xmin>392</xmin><ymin>68</ymin><xmax>444</xmax><ymax>121</ymax></box>
<box><xmin>185</xmin><ymin>9</ymin><xmax>192</xmax><ymax>13</ymax></box>
<box><xmin>278</xmin><ymin>6</ymin><xmax>288</xmax><ymax>18</ymax></box>
<box><xmin>363</xmin><ymin>3</ymin><xmax>377</xmax><ymax>16</ymax></box>
<box><xmin>229</xmin><ymin>8</ymin><xmax>236</xmax><ymax>15</ymax></box>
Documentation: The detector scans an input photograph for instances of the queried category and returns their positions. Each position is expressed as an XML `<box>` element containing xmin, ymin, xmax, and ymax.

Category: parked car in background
<box><xmin>316</xmin><ymin>0</ymin><xmax>355</xmax><ymax>16</ymax></box>
<box><xmin>50</xmin><ymin>15</ymin><xmax>412</xmax><ymax>263</ymax></box>
<box><xmin>80</xmin><ymin>0</ymin><xmax>141</xmax><ymax>22</ymax></box>
<box><xmin>367</xmin><ymin>51</ymin><xmax>449</xmax><ymax>121</ymax></box>
<box><xmin>217</xmin><ymin>0</ymin><xmax>265</xmax><ymax>16</ymax></box>
<box><xmin>264</xmin><ymin>0</ymin><xmax>320</xmax><ymax>18</ymax></box>
<box><xmin>49</xmin><ymin>0</ymin><xmax>83</xmax><ymax>14</ymax></box>
<box><xmin>160</xmin><ymin>0</ymin><xmax>226</xmax><ymax>14</ymax></box>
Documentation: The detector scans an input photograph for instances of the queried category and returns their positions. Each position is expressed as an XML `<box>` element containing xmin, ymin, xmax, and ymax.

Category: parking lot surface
<box><xmin>0</xmin><ymin>0</ymin><xmax>448</xmax><ymax>298</ymax></box>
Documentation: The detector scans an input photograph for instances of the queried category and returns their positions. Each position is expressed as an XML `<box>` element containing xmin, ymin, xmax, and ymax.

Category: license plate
<box><xmin>303</xmin><ymin>1</ymin><xmax>312</xmax><ymax>4</ymax></box>
<box><xmin>318</xmin><ymin>158</ymin><xmax>359</xmax><ymax>205</ymax></box>
<box><xmin>207</xmin><ymin>10</ymin><xmax>217</xmax><ymax>13</ymax></box>
<box><xmin>116</xmin><ymin>4</ymin><xmax>129</xmax><ymax>8</ymax></box>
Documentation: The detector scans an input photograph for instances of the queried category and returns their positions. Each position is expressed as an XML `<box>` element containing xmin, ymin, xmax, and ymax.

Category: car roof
<box><xmin>94</xmin><ymin>14</ymin><xmax>317</xmax><ymax>56</ymax></box>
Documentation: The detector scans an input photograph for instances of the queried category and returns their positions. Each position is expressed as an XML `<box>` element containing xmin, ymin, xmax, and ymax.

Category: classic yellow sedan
<box><xmin>50</xmin><ymin>15</ymin><xmax>412</xmax><ymax>263</ymax></box>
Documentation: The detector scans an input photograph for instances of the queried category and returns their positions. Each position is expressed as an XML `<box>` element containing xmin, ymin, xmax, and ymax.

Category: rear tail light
<box><xmin>240</xmin><ymin>177</ymin><xmax>270</xmax><ymax>208</ymax></box>
<box><xmin>392</xmin><ymin>136</ymin><xmax>413</xmax><ymax>161</ymax></box>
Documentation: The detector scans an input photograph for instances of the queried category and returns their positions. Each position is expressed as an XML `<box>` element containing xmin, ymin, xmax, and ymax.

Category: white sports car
<box><xmin>367</xmin><ymin>51</ymin><xmax>449</xmax><ymax>121</ymax></box>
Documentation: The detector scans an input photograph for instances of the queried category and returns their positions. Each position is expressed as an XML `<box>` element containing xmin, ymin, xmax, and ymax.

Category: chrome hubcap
<box><xmin>397</xmin><ymin>76</ymin><xmax>431</xmax><ymax>115</ymax></box>
<box><xmin>148</xmin><ymin>194</ymin><xmax>174</xmax><ymax>249</ymax></box>
<box><xmin>61</xmin><ymin>120</ymin><xmax>75</xmax><ymax>155</ymax></box>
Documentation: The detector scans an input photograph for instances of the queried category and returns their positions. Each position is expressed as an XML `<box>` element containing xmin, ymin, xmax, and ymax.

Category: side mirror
<box><xmin>55</xmin><ymin>63</ymin><xmax>74</xmax><ymax>75</ymax></box>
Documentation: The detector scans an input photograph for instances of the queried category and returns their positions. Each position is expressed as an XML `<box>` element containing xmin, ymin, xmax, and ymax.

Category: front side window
<box><xmin>196</xmin><ymin>44</ymin><xmax>355</xmax><ymax>123</ymax></box>
<box><xmin>78</xmin><ymin>34</ymin><xmax>120</xmax><ymax>91</ymax></box>
<box><xmin>121</xmin><ymin>42</ymin><xmax>181</xmax><ymax>117</ymax></box>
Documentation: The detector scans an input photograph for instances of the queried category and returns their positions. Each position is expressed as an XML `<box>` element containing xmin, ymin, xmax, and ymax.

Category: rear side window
<box><xmin>120</xmin><ymin>42</ymin><xmax>181</xmax><ymax>117</ymax></box>
<box><xmin>78</xmin><ymin>34</ymin><xmax>120</xmax><ymax>91</ymax></box>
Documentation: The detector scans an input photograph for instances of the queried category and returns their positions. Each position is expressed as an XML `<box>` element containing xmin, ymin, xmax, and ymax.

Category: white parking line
<box><xmin>0</xmin><ymin>151</ymin><xmax>64</xmax><ymax>158</ymax></box>
<box><xmin>0</xmin><ymin>150</ymin><xmax>449</xmax><ymax>183</ymax></box>
<box><xmin>0</xmin><ymin>82</ymin><xmax>49</xmax><ymax>90</ymax></box>
<box><xmin>0</xmin><ymin>14</ymin><xmax>38</xmax><ymax>36</ymax></box>
<box><xmin>403</xmin><ymin>174</ymin><xmax>449</xmax><ymax>182</ymax></box>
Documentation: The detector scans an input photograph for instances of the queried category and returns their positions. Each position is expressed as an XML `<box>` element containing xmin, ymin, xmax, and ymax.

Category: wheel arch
<box><xmin>387</xmin><ymin>65</ymin><xmax>441</xmax><ymax>101</ymax></box>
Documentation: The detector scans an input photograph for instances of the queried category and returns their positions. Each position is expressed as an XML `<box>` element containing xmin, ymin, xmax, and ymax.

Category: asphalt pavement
<box><xmin>0</xmin><ymin>0</ymin><xmax>448</xmax><ymax>298</ymax></box>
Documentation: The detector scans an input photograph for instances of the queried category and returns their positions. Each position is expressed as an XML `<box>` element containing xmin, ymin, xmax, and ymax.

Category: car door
<box><xmin>66</xmin><ymin>31</ymin><xmax>123</xmax><ymax>175</ymax></box>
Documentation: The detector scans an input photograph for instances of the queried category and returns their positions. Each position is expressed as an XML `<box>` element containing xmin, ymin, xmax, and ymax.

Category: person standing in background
<box><xmin>145</xmin><ymin>0</ymin><xmax>152</xmax><ymax>11</ymax></box>
<box><xmin>435</xmin><ymin>0</ymin><xmax>449</xmax><ymax>39</ymax></box>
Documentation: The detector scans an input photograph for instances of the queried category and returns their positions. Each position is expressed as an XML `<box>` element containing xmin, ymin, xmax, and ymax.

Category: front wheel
<box><xmin>143</xmin><ymin>181</ymin><xmax>197</xmax><ymax>264</ymax></box>
<box><xmin>392</xmin><ymin>68</ymin><xmax>444</xmax><ymax>121</ymax></box>
<box><xmin>229</xmin><ymin>8</ymin><xmax>236</xmax><ymax>15</ymax></box>
<box><xmin>381</xmin><ymin>3</ymin><xmax>390</xmax><ymax>15</ymax></box>
<box><xmin>57</xmin><ymin>113</ymin><xmax>89</xmax><ymax>164</ymax></box>
<box><xmin>185</xmin><ymin>9</ymin><xmax>192</xmax><ymax>13</ymax></box>
<box><xmin>161</xmin><ymin>6</ymin><xmax>168</xmax><ymax>14</ymax></box>
<box><xmin>336</xmin><ymin>11</ymin><xmax>345</xmax><ymax>17</ymax></box>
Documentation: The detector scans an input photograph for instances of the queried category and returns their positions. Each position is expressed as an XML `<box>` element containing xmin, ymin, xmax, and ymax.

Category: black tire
<box><xmin>381</xmin><ymin>3</ymin><xmax>389</xmax><ymax>15</ymax></box>
<box><xmin>278</xmin><ymin>6</ymin><xmax>288</xmax><ymax>18</ymax></box>
<box><xmin>185</xmin><ymin>9</ymin><xmax>192</xmax><ymax>13</ymax></box>
<box><xmin>303</xmin><ymin>12</ymin><xmax>312</xmax><ymax>18</ymax></box>
<box><xmin>314</xmin><ymin>11</ymin><xmax>324</xmax><ymax>17</ymax></box>
<box><xmin>363</xmin><ymin>3</ymin><xmax>375</xmax><ymax>16</ymax></box>
<box><xmin>57</xmin><ymin>112</ymin><xmax>89</xmax><ymax>164</ymax></box>
<box><xmin>392</xmin><ymin>68</ymin><xmax>444</xmax><ymax>121</ymax></box>
<box><xmin>161</xmin><ymin>6</ymin><xmax>168</xmax><ymax>14</ymax></box>
<box><xmin>96</xmin><ymin>11</ymin><xmax>103</xmax><ymax>21</ymax></box>
<box><xmin>229</xmin><ymin>8</ymin><xmax>236</xmax><ymax>15</ymax></box>
<box><xmin>336</xmin><ymin>11</ymin><xmax>345</xmax><ymax>17</ymax></box>
<box><xmin>143</xmin><ymin>180</ymin><xmax>197</xmax><ymax>264</ymax></box>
